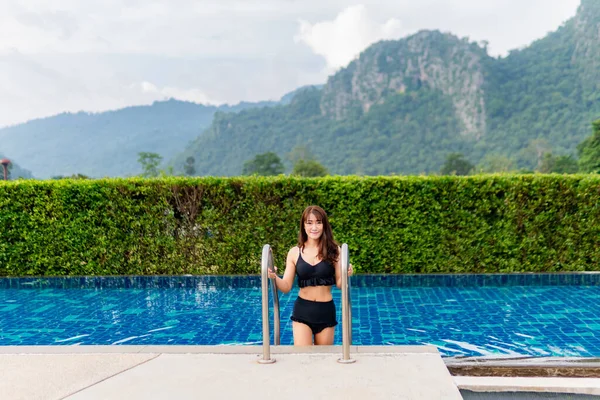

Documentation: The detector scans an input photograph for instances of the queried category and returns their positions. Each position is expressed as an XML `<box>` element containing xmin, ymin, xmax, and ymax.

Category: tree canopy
<box><xmin>440</xmin><ymin>153</ymin><xmax>474</xmax><ymax>175</ymax></box>
<box><xmin>242</xmin><ymin>152</ymin><xmax>285</xmax><ymax>176</ymax></box>
<box><xmin>138</xmin><ymin>152</ymin><xmax>163</xmax><ymax>177</ymax></box>
<box><xmin>292</xmin><ymin>159</ymin><xmax>329</xmax><ymax>177</ymax></box>
<box><xmin>578</xmin><ymin>120</ymin><xmax>600</xmax><ymax>173</ymax></box>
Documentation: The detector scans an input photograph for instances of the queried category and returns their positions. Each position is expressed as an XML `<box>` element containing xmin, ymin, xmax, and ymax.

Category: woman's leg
<box><xmin>293</xmin><ymin>322</ymin><xmax>314</xmax><ymax>345</ymax></box>
<box><xmin>314</xmin><ymin>326</ymin><xmax>334</xmax><ymax>345</ymax></box>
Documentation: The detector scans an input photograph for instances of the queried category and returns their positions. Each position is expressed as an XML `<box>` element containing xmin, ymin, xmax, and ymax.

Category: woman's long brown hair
<box><xmin>297</xmin><ymin>205</ymin><xmax>339</xmax><ymax>265</ymax></box>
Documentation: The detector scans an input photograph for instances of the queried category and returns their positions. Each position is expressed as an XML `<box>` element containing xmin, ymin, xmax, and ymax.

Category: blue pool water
<box><xmin>1</xmin><ymin>274</ymin><xmax>600</xmax><ymax>358</ymax></box>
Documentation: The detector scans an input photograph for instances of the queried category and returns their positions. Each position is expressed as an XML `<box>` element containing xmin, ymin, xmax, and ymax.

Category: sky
<box><xmin>0</xmin><ymin>0</ymin><xmax>581</xmax><ymax>128</ymax></box>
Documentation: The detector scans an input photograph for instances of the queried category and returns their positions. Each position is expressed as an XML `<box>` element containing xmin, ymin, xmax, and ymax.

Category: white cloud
<box><xmin>0</xmin><ymin>0</ymin><xmax>583</xmax><ymax>127</ymax></box>
<box><xmin>0</xmin><ymin>51</ymin><xmax>325</xmax><ymax>127</ymax></box>
<box><xmin>0</xmin><ymin>0</ymin><xmax>581</xmax><ymax>57</ymax></box>
<box><xmin>295</xmin><ymin>5</ymin><xmax>405</xmax><ymax>71</ymax></box>
<box><xmin>397</xmin><ymin>0</ymin><xmax>581</xmax><ymax>57</ymax></box>
<box><xmin>0</xmin><ymin>0</ymin><xmax>299</xmax><ymax>56</ymax></box>
<box><xmin>294</xmin><ymin>0</ymin><xmax>581</xmax><ymax>67</ymax></box>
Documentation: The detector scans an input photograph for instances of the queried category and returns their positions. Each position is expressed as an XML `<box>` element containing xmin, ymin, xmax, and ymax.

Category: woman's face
<box><xmin>304</xmin><ymin>212</ymin><xmax>323</xmax><ymax>241</ymax></box>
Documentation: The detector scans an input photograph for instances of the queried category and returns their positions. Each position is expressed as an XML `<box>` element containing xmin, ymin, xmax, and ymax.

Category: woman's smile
<box><xmin>305</xmin><ymin>213</ymin><xmax>323</xmax><ymax>239</ymax></box>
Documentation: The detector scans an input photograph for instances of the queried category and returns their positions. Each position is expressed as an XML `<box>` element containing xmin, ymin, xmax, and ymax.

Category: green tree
<box><xmin>292</xmin><ymin>159</ymin><xmax>329</xmax><ymax>177</ymax></box>
<box><xmin>287</xmin><ymin>145</ymin><xmax>312</xmax><ymax>165</ymax></box>
<box><xmin>519</xmin><ymin>139</ymin><xmax>552</xmax><ymax>170</ymax></box>
<box><xmin>184</xmin><ymin>156</ymin><xmax>196</xmax><ymax>176</ymax></box>
<box><xmin>440</xmin><ymin>153</ymin><xmax>474</xmax><ymax>175</ymax></box>
<box><xmin>476</xmin><ymin>154</ymin><xmax>516</xmax><ymax>173</ymax></box>
<box><xmin>159</xmin><ymin>166</ymin><xmax>174</xmax><ymax>177</ymax></box>
<box><xmin>138</xmin><ymin>152</ymin><xmax>162</xmax><ymax>177</ymax></box>
<box><xmin>578</xmin><ymin>120</ymin><xmax>600</xmax><ymax>173</ymax></box>
<box><xmin>51</xmin><ymin>173</ymin><xmax>90</xmax><ymax>180</ymax></box>
<box><xmin>242</xmin><ymin>152</ymin><xmax>284</xmax><ymax>176</ymax></box>
<box><xmin>538</xmin><ymin>153</ymin><xmax>579</xmax><ymax>174</ymax></box>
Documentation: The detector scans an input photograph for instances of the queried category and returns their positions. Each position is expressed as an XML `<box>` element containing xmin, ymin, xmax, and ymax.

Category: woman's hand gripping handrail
<box><xmin>259</xmin><ymin>244</ymin><xmax>280</xmax><ymax>364</ymax></box>
<box><xmin>338</xmin><ymin>243</ymin><xmax>356</xmax><ymax>363</ymax></box>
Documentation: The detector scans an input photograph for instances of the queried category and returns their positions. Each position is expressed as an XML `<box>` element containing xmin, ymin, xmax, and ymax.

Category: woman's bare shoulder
<box><xmin>287</xmin><ymin>246</ymin><xmax>300</xmax><ymax>258</ymax></box>
<box><xmin>286</xmin><ymin>246</ymin><xmax>299</xmax><ymax>268</ymax></box>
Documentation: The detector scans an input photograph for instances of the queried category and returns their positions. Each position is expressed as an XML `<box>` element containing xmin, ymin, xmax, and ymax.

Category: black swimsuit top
<box><xmin>296</xmin><ymin>247</ymin><xmax>336</xmax><ymax>288</ymax></box>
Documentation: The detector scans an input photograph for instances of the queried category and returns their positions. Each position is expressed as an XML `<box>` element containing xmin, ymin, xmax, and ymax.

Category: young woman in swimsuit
<box><xmin>268</xmin><ymin>205</ymin><xmax>353</xmax><ymax>345</ymax></box>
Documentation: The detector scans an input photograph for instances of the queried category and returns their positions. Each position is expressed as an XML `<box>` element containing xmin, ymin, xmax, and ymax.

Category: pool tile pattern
<box><xmin>1</xmin><ymin>274</ymin><xmax>600</xmax><ymax>358</ymax></box>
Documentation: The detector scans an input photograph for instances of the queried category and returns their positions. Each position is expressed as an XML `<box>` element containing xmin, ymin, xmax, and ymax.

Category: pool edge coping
<box><xmin>0</xmin><ymin>344</ymin><xmax>439</xmax><ymax>355</ymax></box>
<box><xmin>455</xmin><ymin>376</ymin><xmax>600</xmax><ymax>396</ymax></box>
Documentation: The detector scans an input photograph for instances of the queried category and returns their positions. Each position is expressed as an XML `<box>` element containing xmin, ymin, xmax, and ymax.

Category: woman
<box><xmin>268</xmin><ymin>205</ymin><xmax>352</xmax><ymax>345</ymax></box>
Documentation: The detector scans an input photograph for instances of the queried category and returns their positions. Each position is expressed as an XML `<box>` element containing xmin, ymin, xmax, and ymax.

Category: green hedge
<box><xmin>0</xmin><ymin>175</ymin><xmax>599</xmax><ymax>276</ymax></box>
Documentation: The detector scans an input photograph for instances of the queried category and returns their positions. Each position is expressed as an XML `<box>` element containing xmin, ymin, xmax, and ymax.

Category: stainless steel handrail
<box><xmin>348</xmin><ymin>250</ymin><xmax>353</xmax><ymax>346</ymax></box>
<box><xmin>271</xmin><ymin>249</ymin><xmax>281</xmax><ymax>346</ymax></box>
<box><xmin>259</xmin><ymin>244</ymin><xmax>280</xmax><ymax>364</ymax></box>
<box><xmin>338</xmin><ymin>243</ymin><xmax>355</xmax><ymax>363</ymax></box>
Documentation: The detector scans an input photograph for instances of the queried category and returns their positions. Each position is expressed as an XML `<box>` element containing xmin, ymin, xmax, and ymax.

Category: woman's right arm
<box><xmin>269</xmin><ymin>247</ymin><xmax>297</xmax><ymax>293</ymax></box>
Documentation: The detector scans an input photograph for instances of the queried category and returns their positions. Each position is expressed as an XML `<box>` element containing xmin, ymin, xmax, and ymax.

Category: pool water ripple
<box><xmin>1</xmin><ymin>274</ymin><xmax>600</xmax><ymax>358</ymax></box>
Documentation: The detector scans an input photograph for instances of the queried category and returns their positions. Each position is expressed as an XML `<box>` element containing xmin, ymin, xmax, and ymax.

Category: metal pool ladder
<box><xmin>338</xmin><ymin>243</ymin><xmax>356</xmax><ymax>363</ymax></box>
<box><xmin>259</xmin><ymin>243</ymin><xmax>354</xmax><ymax>364</ymax></box>
<box><xmin>259</xmin><ymin>244</ymin><xmax>280</xmax><ymax>364</ymax></box>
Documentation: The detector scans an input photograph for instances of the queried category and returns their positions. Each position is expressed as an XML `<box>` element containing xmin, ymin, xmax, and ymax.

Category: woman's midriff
<box><xmin>298</xmin><ymin>286</ymin><xmax>333</xmax><ymax>302</ymax></box>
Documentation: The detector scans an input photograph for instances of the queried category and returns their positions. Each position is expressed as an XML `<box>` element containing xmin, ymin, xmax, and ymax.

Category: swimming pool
<box><xmin>1</xmin><ymin>274</ymin><xmax>599</xmax><ymax>358</ymax></box>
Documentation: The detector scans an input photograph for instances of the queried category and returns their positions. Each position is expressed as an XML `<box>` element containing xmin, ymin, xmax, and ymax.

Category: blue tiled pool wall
<box><xmin>3</xmin><ymin>273</ymin><xmax>600</xmax><ymax>289</ymax></box>
<box><xmin>349</xmin><ymin>284</ymin><xmax>600</xmax><ymax>357</ymax></box>
<box><xmin>3</xmin><ymin>274</ymin><xmax>600</xmax><ymax>357</ymax></box>
<box><xmin>0</xmin><ymin>285</ymin><xmax>264</xmax><ymax>346</ymax></box>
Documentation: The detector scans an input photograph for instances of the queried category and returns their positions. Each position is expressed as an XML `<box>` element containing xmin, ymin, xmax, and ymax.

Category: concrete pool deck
<box><xmin>0</xmin><ymin>345</ymin><xmax>462</xmax><ymax>399</ymax></box>
<box><xmin>2</xmin><ymin>346</ymin><xmax>600</xmax><ymax>399</ymax></box>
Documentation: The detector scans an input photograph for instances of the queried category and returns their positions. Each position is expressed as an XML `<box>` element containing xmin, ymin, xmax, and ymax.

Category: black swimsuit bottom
<box><xmin>291</xmin><ymin>297</ymin><xmax>338</xmax><ymax>335</ymax></box>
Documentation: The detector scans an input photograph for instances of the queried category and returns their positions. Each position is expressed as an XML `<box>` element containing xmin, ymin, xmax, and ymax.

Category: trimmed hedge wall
<box><xmin>0</xmin><ymin>175</ymin><xmax>599</xmax><ymax>277</ymax></box>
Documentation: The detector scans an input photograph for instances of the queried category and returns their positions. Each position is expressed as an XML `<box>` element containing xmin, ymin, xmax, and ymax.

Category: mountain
<box><xmin>173</xmin><ymin>0</ymin><xmax>600</xmax><ymax>176</ymax></box>
<box><xmin>475</xmin><ymin>0</ymin><xmax>600</xmax><ymax>163</ymax></box>
<box><xmin>279</xmin><ymin>84</ymin><xmax>325</xmax><ymax>105</ymax></box>
<box><xmin>0</xmin><ymin>95</ymin><xmax>288</xmax><ymax>179</ymax></box>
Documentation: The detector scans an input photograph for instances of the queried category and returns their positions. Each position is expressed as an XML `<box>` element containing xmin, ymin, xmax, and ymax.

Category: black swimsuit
<box><xmin>290</xmin><ymin>248</ymin><xmax>338</xmax><ymax>335</ymax></box>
